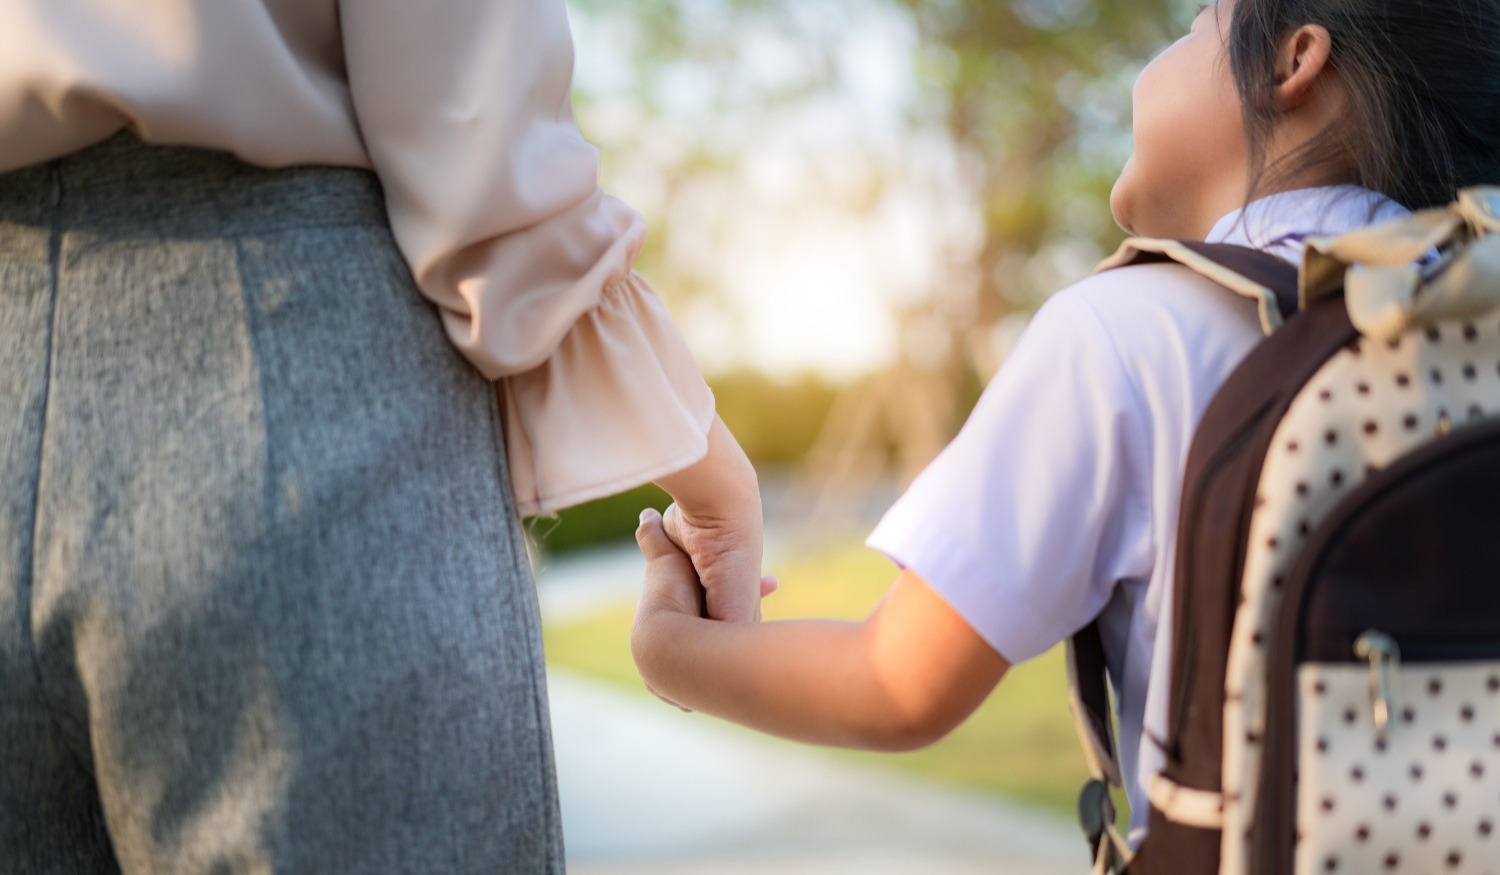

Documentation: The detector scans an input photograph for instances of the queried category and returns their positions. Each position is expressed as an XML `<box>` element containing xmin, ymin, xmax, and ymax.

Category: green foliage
<box><xmin>898</xmin><ymin>0</ymin><xmax>1206</xmax><ymax>316</ymax></box>
<box><xmin>528</xmin><ymin>484</ymin><xmax>673</xmax><ymax>555</ymax></box>
<box><xmin>710</xmin><ymin>370</ymin><xmax>839</xmax><ymax>467</ymax></box>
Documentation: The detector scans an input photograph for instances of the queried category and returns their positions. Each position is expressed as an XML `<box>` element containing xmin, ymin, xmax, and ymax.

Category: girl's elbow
<box><xmin>856</xmin><ymin>669</ymin><xmax>1002</xmax><ymax>751</ymax></box>
<box><xmin>857</xmin><ymin>702</ymin><xmax>962</xmax><ymax>752</ymax></box>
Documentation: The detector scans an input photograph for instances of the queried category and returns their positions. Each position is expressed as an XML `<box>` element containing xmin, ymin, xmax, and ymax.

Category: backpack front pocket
<box><xmin>1291</xmin><ymin>641</ymin><xmax>1500</xmax><ymax>874</ymax></box>
<box><xmin>1255</xmin><ymin>417</ymin><xmax>1500</xmax><ymax>875</ymax></box>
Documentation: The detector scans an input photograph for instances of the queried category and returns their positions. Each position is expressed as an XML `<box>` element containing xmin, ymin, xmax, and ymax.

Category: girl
<box><xmin>630</xmin><ymin>0</ymin><xmax>1500</xmax><ymax>847</ymax></box>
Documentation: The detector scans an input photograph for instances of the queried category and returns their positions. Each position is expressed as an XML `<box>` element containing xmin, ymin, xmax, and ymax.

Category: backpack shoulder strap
<box><xmin>1064</xmin><ymin>238</ymin><xmax>1302</xmax><ymax>872</ymax></box>
<box><xmin>1066</xmin><ymin>238</ymin><xmax>1301</xmax><ymax>765</ymax></box>
<box><xmin>1095</xmin><ymin>238</ymin><xmax>1300</xmax><ymax>336</ymax></box>
<box><xmin>1066</xmin><ymin>620</ymin><xmax>1133</xmax><ymax>872</ymax></box>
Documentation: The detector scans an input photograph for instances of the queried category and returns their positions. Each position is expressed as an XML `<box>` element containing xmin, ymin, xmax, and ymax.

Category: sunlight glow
<box><xmin>573</xmin><ymin>2</ymin><xmax>972</xmax><ymax>380</ymax></box>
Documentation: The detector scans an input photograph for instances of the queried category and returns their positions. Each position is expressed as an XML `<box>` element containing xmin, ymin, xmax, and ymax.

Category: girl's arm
<box><xmin>631</xmin><ymin>509</ymin><xmax>1010</xmax><ymax>752</ymax></box>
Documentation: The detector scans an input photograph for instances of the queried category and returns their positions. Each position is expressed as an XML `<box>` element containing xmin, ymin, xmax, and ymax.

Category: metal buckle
<box><xmin>1078</xmin><ymin>778</ymin><xmax>1115</xmax><ymax>857</ymax></box>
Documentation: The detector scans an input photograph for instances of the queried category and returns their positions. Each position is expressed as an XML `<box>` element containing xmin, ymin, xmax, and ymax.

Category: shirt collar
<box><xmin>1204</xmin><ymin>184</ymin><xmax>1411</xmax><ymax>263</ymax></box>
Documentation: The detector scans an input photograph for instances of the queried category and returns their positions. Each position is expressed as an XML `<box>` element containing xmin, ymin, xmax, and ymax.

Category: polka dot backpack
<box><xmin>1066</xmin><ymin>188</ymin><xmax>1500</xmax><ymax>875</ymax></box>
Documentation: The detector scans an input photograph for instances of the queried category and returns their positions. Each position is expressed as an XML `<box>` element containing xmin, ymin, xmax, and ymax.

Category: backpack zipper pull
<box><xmin>1354</xmin><ymin>630</ymin><xmax>1400</xmax><ymax>738</ymax></box>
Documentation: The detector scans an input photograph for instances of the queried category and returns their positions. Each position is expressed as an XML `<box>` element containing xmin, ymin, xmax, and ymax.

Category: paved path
<box><xmin>538</xmin><ymin>523</ymin><xmax>1087</xmax><ymax>874</ymax></box>
<box><xmin>533</xmin><ymin>541</ymin><xmax>648</xmax><ymax>623</ymax></box>
<box><xmin>548</xmin><ymin>668</ymin><xmax>1084</xmax><ymax>875</ymax></box>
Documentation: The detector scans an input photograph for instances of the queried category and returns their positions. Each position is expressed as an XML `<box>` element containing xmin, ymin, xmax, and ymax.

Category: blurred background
<box><xmin>532</xmin><ymin>1</ymin><xmax>1198</xmax><ymax>871</ymax></box>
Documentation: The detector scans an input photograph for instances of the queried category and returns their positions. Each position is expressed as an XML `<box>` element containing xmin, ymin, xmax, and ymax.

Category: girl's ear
<box><xmin>1274</xmin><ymin>24</ymin><xmax>1335</xmax><ymax>111</ymax></box>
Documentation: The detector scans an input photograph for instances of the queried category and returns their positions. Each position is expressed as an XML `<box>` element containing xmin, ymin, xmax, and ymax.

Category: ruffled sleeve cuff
<box><xmin>501</xmin><ymin>271</ymin><xmax>716</xmax><ymax>517</ymax></box>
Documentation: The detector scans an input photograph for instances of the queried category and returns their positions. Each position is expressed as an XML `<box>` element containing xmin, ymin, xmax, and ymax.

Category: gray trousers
<box><xmin>0</xmin><ymin>134</ymin><xmax>564</xmax><ymax>874</ymax></box>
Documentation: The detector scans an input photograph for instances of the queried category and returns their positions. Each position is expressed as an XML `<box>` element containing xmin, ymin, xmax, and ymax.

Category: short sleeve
<box><xmin>338</xmin><ymin>1</ymin><xmax>713</xmax><ymax>515</ymax></box>
<box><xmin>865</xmin><ymin>291</ymin><xmax>1155</xmax><ymax>663</ymax></box>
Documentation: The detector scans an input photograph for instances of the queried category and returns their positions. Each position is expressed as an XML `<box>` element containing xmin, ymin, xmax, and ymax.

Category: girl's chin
<box><xmin>1108</xmin><ymin>166</ymin><xmax>1138</xmax><ymax>236</ymax></box>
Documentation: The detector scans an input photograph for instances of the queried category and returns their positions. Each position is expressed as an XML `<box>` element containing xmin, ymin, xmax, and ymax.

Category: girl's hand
<box><xmin>632</xmin><ymin>508</ymin><xmax>775</xmax><ymax>710</ymax></box>
<box><xmin>652</xmin><ymin>415</ymin><xmax>769</xmax><ymax>623</ymax></box>
<box><xmin>634</xmin><ymin>508</ymin><xmax>707</xmax><ymax>620</ymax></box>
<box><xmin>634</xmin><ymin>509</ymin><xmax>1004</xmax><ymax>747</ymax></box>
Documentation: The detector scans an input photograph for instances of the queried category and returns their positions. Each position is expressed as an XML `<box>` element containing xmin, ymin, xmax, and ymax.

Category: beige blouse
<box><xmin>0</xmin><ymin>0</ymin><xmax>715</xmax><ymax>516</ymax></box>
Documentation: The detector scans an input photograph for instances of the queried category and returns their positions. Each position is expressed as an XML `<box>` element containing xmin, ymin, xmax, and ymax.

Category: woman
<box><xmin>0</xmin><ymin>1</ymin><xmax>765</xmax><ymax>872</ymax></box>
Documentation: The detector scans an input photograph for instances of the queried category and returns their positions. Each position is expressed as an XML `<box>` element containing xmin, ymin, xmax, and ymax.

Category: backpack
<box><xmin>1066</xmin><ymin>187</ymin><xmax>1500</xmax><ymax>875</ymax></box>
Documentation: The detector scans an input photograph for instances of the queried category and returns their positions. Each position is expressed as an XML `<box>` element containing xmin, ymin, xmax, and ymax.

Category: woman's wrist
<box><xmin>650</xmin><ymin>414</ymin><xmax>766</xmax><ymax>622</ymax></box>
<box><xmin>653</xmin><ymin>414</ymin><xmax>759</xmax><ymax>521</ymax></box>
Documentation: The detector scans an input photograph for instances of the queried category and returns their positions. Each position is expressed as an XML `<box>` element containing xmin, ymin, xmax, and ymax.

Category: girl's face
<box><xmin>1111</xmin><ymin>2</ymin><xmax>1250</xmax><ymax>240</ymax></box>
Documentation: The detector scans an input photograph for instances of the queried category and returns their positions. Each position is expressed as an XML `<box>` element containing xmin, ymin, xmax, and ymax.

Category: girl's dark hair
<box><xmin>1228</xmin><ymin>0</ymin><xmax>1500</xmax><ymax>209</ymax></box>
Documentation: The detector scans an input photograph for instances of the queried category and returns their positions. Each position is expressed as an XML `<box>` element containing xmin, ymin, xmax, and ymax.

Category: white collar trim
<box><xmin>1205</xmin><ymin>185</ymin><xmax>1410</xmax><ymax>262</ymax></box>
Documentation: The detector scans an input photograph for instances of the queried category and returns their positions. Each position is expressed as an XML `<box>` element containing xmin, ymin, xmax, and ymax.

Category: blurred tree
<box><xmin>711</xmin><ymin>371</ymin><xmax>842</xmax><ymax>466</ymax></box>
<box><xmin>570</xmin><ymin>0</ymin><xmax>1199</xmax><ymax>330</ymax></box>
<box><xmin>777</xmin><ymin>0</ymin><xmax>1204</xmax><ymax>534</ymax></box>
<box><xmin>568</xmin><ymin>0</ymin><xmax>849</xmax><ymax>306</ymax></box>
<box><xmin>540</xmin><ymin>0</ymin><xmax>1203</xmax><ymax>546</ymax></box>
<box><xmin>896</xmin><ymin>0</ymin><xmax>1199</xmax><ymax>320</ymax></box>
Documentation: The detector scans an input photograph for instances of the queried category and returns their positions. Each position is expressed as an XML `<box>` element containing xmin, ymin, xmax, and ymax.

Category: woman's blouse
<box><xmin>0</xmin><ymin>0</ymin><xmax>714</xmax><ymax>516</ymax></box>
<box><xmin>866</xmin><ymin>185</ymin><xmax>1410</xmax><ymax>843</ymax></box>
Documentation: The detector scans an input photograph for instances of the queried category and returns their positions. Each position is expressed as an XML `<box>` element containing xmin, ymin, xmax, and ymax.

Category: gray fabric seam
<box><xmin>231</xmin><ymin>236</ymin><xmax>278</xmax><ymax>521</ymax></box>
<box><xmin>24</xmin><ymin>162</ymin><xmax>95</xmax><ymax>777</ymax></box>
<box><xmin>487</xmin><ymin>381</ymin><xmax>566</xmax><ymax>871</ymax></box>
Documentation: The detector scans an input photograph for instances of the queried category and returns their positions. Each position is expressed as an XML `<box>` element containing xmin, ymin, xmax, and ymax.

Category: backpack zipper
<box><xmin>1352</xmin><ymin>630</ymin><xmax>1500</xmax><ymax>741</ymax></box>
<box><xmin>1353</xmin><ymin>630</ymin><xmax>1398</xmax><ymax>739</ymax></box>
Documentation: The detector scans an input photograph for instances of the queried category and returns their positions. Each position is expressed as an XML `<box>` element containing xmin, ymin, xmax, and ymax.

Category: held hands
<box><xmin>633</xmin><ymin>508</ymin><xmax>776</xmax><ymax>711</ymax></box>
<box><xmin>638</xmin><ymin>415</ymin><xmax>774</xmax><ymax>711</ymax></box>
<box><xmin>651</xmin><ymin>415</ymin><xmax>773</xmax><ymax>623</ymax></box>
<box><xmin>657</xmin><ymin>501</ymin><xmax>775</xmax><ymax>621</ymax></box>
<box><xmin>635</xmin><ymin>508</ymin><xmax>778</xmax><ymax>621</ymax></box>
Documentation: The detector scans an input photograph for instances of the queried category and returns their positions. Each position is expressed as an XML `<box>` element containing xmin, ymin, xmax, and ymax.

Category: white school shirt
<box><xmin>866</xmin><ymin>185</ymin><xmax>1409</xmax><ymax>842</ymax></box>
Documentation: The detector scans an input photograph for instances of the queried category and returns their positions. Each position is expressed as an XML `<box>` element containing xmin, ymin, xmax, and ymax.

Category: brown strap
<box><xmin>1070</xmin><ymin>239</ymin><xmax>1299</xmax><ymax>785</ymax></box>
<box><xmin>1066</xmin><ymin>620</ymin><xmax>1119</xmax><ymax>786</ymax></box>
<box><xmin>1094</xmin><ymin>238</ymin><xmax>1301</xmax><ymax>336</ymax></box>
<box><xmin>1178</xmin><ymin>242</ymin><xmax>1300</xmax><ymax>322</ymax></box>
<box><xmin>1067</xmin><ymin>240</ymin><xmax>1299</xmax><ymax>872</ymax></box>
<box><xmin>1067</xmin><ymin>620</ymin><xmax>1132</xmax><ymax>872</ymax></box>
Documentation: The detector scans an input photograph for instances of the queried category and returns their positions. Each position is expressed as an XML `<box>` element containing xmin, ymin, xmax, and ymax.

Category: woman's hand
<box><xmin>652</xmin><ymin>415</ymin><xmax>769</xmax><ymax>623</ymax></box>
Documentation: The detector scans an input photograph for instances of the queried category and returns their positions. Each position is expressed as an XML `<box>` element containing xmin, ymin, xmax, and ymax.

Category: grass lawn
<box><xmin>542</xmin><ymin>540</ymin><xmax>1096</xmax><ymax>819</ymax></box>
